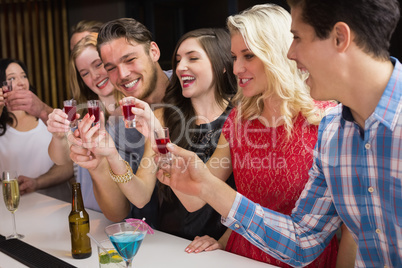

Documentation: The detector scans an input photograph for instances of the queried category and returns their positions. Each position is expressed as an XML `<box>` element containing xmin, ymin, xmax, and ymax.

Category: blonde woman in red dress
<box><xmin>180</xmin><ymin>4</ymin><xmax>351</xmax><ymax>267</ymax></box>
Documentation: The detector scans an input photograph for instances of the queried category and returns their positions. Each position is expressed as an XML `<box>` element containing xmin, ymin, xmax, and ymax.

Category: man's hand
<box><xmin>156</xmin><ymin>143</ymin><xmax>237</xmax><ymax>218</ymax></box>
<box><xmin>6</xmin><ymin>89</ymin><xmax>53</xmax><ymax>124</ymax></box>
<box><xmin>0</xmin><ymin>88</ymin><xmax>5</xmax><ymax>113</ymax></box>
<box><xmin>155</xmin><ymin>143</ymin><xmax>210</xmax><ymax>197</ymax></box>
<box><xmin>120</xmin><ymin>98</ymin><xmax>163</xmax><ymax>140</ymax></box>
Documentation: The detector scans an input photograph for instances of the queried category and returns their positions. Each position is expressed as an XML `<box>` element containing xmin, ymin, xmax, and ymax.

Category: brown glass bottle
<box><xmin>69</xmin><ymin>182</ymin><xmax>92</xmax><ymax>259</ymax></box>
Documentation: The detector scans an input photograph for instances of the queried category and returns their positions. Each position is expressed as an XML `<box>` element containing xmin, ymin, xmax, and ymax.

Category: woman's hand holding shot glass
<box><xmin>69</xmin><ymin>97</ymin><xmax>171</xmax><ymax>187</ymax></box>
<box><xmin>68</xmin><ymin>111</ymin><xmax>113</xmax><ymax>170</ymax></box>
<box><xmin>47</xmin><ymin>108</ymin><xmax>77</xmax><ymax>139</ymax></box>
<box><xmin>46</xmin><ymin>101</ymin><xmax>81</xmax><ymax>166</ymax></box>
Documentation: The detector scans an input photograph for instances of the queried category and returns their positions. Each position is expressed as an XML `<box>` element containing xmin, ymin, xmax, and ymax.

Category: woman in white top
<box><xmin>0</xmin><ymin>58</ymin><xmax>73</xmax><ymax>201</ymax></box>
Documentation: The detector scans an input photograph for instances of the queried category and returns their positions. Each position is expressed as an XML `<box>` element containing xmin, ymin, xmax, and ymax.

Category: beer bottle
<box><xmin>69</xmin><ymin>182</ymin><xmax>92</xmax><ymax>259</ymax></box>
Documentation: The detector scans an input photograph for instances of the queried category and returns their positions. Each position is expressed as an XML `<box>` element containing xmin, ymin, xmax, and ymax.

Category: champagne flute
<box><xmin>2</xmin><ymin>171</ymin><xmax>24</xmax><ymax>239</ymax></box>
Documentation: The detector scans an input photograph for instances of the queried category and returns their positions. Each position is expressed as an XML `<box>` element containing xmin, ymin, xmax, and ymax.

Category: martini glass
<box><xmin>105</xmin><ymin>221</ymin><xmax>148</xmax><ymax>268</ymax></box>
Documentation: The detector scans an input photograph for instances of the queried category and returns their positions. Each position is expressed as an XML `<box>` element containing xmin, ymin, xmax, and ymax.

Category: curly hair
<box><xmin>227</xmin><ymin>4</ymin><xmax>323</xmax><ymax>137</ymax></box>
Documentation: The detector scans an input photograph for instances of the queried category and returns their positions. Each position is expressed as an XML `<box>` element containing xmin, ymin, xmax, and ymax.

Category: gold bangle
<box><xmin>109</xmin><ymin>160</ymin><xmax>134</xmax><ymax>183</ymax></box>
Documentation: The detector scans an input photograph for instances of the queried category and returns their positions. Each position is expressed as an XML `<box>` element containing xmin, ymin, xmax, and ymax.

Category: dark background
<box><xmin>1</xmin><ymin>0</ymin><xmax>399</xmax><ymax>108</ymax></box>
<box><xmin>67</xmin><ymin>0</ymin><xmax>402</xmax><ymax>70</ymax></box>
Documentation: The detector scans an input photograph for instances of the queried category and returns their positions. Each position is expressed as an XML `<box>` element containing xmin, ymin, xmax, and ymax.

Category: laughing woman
<box><xmin>165</xmin><ymin>4</ymin><xmax>342</xmax><ymax>267</ymax></box>
<box><xmin>46</xmin><ymin>34</ymin><xmax>125</xmax><ymax>211</ymax></box>
<box><xmin>71</xmin><ymin>28</ymin><xmax>238</xmax><ymax>242</ymax></box>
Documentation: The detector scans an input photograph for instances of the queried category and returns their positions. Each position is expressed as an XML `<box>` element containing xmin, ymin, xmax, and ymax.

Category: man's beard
<box><xmin>138</xmin><ymin>63</ymin><xmax>158</xmax><ymax>101</ymax></box>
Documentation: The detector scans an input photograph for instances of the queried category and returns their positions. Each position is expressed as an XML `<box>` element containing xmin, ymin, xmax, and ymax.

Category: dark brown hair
<box><xmin>162</xmin><ymin>28</ymin><xmax>237</xmax><ymax>149</ymax></box>
<box><xmin>287</xmin><ymin>0</ymin><xmax>400</xmax><ymax>60</ymax></box>
<box><xmin>0</xmin><ymin>59</ymin><xmax>36</xmax><ymax>136</ymax></box>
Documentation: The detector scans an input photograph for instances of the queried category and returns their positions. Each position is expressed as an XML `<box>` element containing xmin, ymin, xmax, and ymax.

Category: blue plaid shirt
<box><xmin>223</xmin><ymin>57</ymin><xmax>402</xmax><ymax>268</ymax></box>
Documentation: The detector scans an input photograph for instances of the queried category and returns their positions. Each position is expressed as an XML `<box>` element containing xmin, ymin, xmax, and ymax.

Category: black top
<box><xmin>158</xmin><ymin>107</ymin><xmax>236</xmax><ymax>240</ymax></box>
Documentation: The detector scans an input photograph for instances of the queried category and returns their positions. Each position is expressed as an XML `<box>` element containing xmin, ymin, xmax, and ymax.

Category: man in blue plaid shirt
<box><xmin>156</xmin><ymin>0</ymin><xmax>402</xmax><ymax>267</ymax></box>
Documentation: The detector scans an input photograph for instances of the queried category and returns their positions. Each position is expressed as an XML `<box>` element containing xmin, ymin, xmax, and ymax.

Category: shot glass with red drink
<box><xmin>87</xmin><ymin>100</ymin><xmax>100</xmax><ymax>126</ymax></box>
<box><xmin>154</xmin><ymin>127</ymin><xmax>172</xmax><ymax>162</ymax></box>
<box><xmin>2</xmin><ymin>81</ymin><xmax>12</xmax><ymax>93</ymax></box>
<box><xmin>122</xmin><ymin>97</ymin><xmax>136</xmax><ymax>128</ymax></box>
<box><xmin>63</xmin><ymin>99</ymin><xmax>77</xmax><ymax>128</ymax></box>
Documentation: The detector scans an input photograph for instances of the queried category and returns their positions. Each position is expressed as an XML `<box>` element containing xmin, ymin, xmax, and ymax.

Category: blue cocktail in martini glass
<box><xmin>105</xmin><ymin>222</ymin><xmax>147</xmax><ymax>268</ymax></box>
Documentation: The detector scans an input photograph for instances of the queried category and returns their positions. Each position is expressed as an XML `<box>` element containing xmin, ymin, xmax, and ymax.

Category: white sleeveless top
<box><xmin>0</xmin><ymin>119</ymin><xmax>70</xmax><ymax>201</ymax></box>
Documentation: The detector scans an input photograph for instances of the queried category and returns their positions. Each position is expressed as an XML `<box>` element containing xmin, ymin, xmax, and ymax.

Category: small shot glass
<box><xmin>87</xmin><ymin>100</ymin><xmax>100</xmax><ymax>126</ymax></box>
<box><xmin>121</xmin><ymin>97</ymin><xmax>136</xmax><ymax>128</ymax></box>
<box><xmin>63</xmin><ymin>99</ymin><xmax>77</xmax><ymax>128</ymax></box>
<box><xmin>154</xmin><ymin>127</ymin><xmax>172</xmax><ymax>162</ymax></box>
<box><xmin>2</xmin><ymin>81</ymin><xmax>12</xmax><ymax>93</ymax></box>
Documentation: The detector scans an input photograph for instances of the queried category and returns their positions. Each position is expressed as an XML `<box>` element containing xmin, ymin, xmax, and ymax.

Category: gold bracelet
<box><xmin>109</xmin><ymin>160</ymin><xmax>134</xmax><ymax>183</ymax></box>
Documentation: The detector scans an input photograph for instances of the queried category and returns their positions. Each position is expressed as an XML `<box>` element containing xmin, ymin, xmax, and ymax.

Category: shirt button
<box><xmin>376</xmin><ymin>229</ymin><xmax>381</xmax><ymax>234</ymax></box>
<box><xmin>235</xmin><ymin>224</ymin><xmax>240</xmax><ymax>228</ymax></box>
<box><xmin>365</xmin><ymin>143</ymin><xmax>371</xmax><ymax>149</ymax></box>
<box><xmin>368</xmin><ymin>187</ymin><xmax>374</xmax><ymax>193</ymax></box>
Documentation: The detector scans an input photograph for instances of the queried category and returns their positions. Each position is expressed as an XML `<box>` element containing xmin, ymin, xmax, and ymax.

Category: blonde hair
<box><xmin>227</xmin><ymin>4</ymin><xmax>323</xmax><ymax>136</ymax></box>
<box><xmin>69</xmin><ymin>33</ymin><xmax>123</xmax><ymax>118</ymax></box>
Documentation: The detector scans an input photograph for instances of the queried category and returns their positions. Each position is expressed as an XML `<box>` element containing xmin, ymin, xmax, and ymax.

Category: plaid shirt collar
<box><xmin>340</xmin><ymin>57</ymin><xmax>402</xmax><ymax>132</ymax></box>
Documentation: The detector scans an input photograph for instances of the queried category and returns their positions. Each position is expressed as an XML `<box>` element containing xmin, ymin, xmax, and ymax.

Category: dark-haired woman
<box><xmin>0</xmin><ymin>59</ymin><xmax>72</xmax><ymax>201</ymax></box>
<box><xmin>74</xmin><ymin>28</ymin><xmax>237</xmax><ymax>242</ymax></box>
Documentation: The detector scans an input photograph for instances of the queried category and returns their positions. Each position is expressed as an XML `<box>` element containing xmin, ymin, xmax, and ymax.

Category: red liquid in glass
<box><xmin>156</xmin><ymin>138</ymin><xmax>170</xmax><ymax>154</ymax></box>
<box><xmin>3</xmin><ymin>88</ymin><xmax>10</xmax><ymax>93</ymax></box>
<box><xmin>88</xmin><ymin>106</ymin><xmax>100</xmax><ymax>123</ymax></box>
<box><xmin>64</xmin><ymin>105</ymin><xmax>76</xmax><ymax>121</ymax></box>
<box><xmin>122</xmin><ymin>104</ymin><xmax>136</xmax><ymax>120</ymax></box>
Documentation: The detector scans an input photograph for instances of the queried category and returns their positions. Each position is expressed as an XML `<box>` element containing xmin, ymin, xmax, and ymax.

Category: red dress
<box><xmin>222</xmin><ymin>106</ymin><xmax>338</xmax><ymax>267</ymax></box>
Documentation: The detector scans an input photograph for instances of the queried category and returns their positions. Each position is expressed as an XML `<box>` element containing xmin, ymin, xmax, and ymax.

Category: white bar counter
<box><xmin>0</xmin><ymin>192</ymin><xmax>276</xmax><ymax>267</ymax></box>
